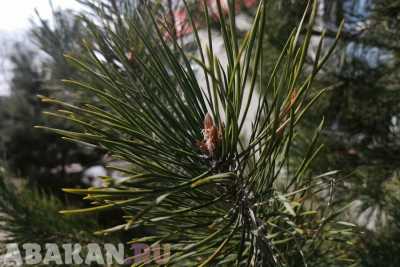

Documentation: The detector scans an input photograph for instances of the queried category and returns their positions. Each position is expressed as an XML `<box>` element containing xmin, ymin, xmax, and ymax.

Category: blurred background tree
<box><xmin>0</xmin><ymin>0</ymin><xmax>158</xmax><ymax>257</ymax></box>
<box><xmin>0</xmin><ymin>7</ymin><xmax>103</xmax><ymax>193</ymax></box>
<box><xmin>259</xmin><ymin>1</ymin><xmax>400</xmax><ymax>266</ymax></box>
<box><xmin>0</xmin><ymin>0</ymin><xmax>400</xmax><ymax>266</ymax></box>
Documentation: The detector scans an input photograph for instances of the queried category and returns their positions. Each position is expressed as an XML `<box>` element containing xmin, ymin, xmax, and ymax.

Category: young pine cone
<box><xmin>196</xmin><ymin>113</ymin><xmax>223</xmax><ymax>157</ymax></box>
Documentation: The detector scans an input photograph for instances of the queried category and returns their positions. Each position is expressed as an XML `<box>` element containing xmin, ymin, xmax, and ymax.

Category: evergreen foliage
<box><xmin>38</xmin><ymin>1</ymin><xmax>358</xmax><ymax>266</ymax></box>
<box><xmin>0</xmin><ymin>8</ymin><xmax>102</xmax><ymax>190</ymax></box>
<box><xmin>265</xmin><ymin>0</ymin><xmax>400</xmax><ymax>264</ymax></box>
<box><xmin>0</xmin><ymin>171</ymin><xmax>101</xmax><ymax>252</ymax></box>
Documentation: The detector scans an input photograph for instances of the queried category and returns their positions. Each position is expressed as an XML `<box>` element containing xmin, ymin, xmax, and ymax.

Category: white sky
<box><xmin>0</xmin><ymin>1</ymin><xmax>83</xmax><ymax>95</ymax></box>
<box><xmin>0</xmin><ymin>0</ymin><xmax>82</xmax><ymax>32</ymax></box>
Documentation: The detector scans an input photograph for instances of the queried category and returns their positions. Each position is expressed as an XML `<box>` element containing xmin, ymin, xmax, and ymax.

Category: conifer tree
<box><xmin>261</xmin><ymin>1</ymin><xmax>400</xmax><ymax>265</ymax></box>
<box><xmin>38</xmin><ymin>1</ymin><xmax>358</xmax><ymax>266</ymax></box>
<box><xmin>0</xmin><ymin>8</ymin><xmax>102</xmax><ymax>191</ymax></box>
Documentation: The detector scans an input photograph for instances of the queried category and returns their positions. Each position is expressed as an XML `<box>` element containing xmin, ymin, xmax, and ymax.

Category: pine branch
<box><xmin>0</xmin><ymin>173</ymin><xmax>106</xmax><ymax>251</ymax></box>
<box><xmin>37</xmin><ymin>0</ymin><xmax>359</xmax><ymax>266</ymax></box>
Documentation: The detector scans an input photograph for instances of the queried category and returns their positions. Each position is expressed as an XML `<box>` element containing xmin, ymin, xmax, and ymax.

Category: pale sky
<box><xmin>0</xmin><ymin>0</ymin><xmax>82</xmax><ymax>32</ymax></box>
<box><xmin>0</xmin><ymin>0</ymin><xmax>83</xmax><ymax>95</ymax></box>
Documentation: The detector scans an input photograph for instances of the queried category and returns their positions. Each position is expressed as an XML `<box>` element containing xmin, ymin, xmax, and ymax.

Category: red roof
<box><xmin>165</xmin><ymin>0</ymin><xmax>258</xmax><ymax>39</ymax></box>
<box><xmin>243</xmin><ymin>0</ymin><xmax>257</xmax><ymax>8</ymax></box>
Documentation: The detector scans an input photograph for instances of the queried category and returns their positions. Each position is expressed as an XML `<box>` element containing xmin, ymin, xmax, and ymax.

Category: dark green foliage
<box><xmin>0</xmin><ymin>172</ymin><xmax>99</xmax><ymax>247</ymax></box>
<box><xmin>39</xmin><ymin>1</ymin><xmax>357</xmax><ymax>266</ymax></box>
<box><xmin>0</xmin><ymin>8</ymin><xmax>102</xmax><ymax>191</ymax></box>
<box><xmin>267</xmin><ymin>0</ymin><xmax>400</xmax><ymax>265</ymax></box>
<box><xmin>358</xmin><ymin>176</ymin><xmax>400</xmax><ymax>267</ymax></box>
